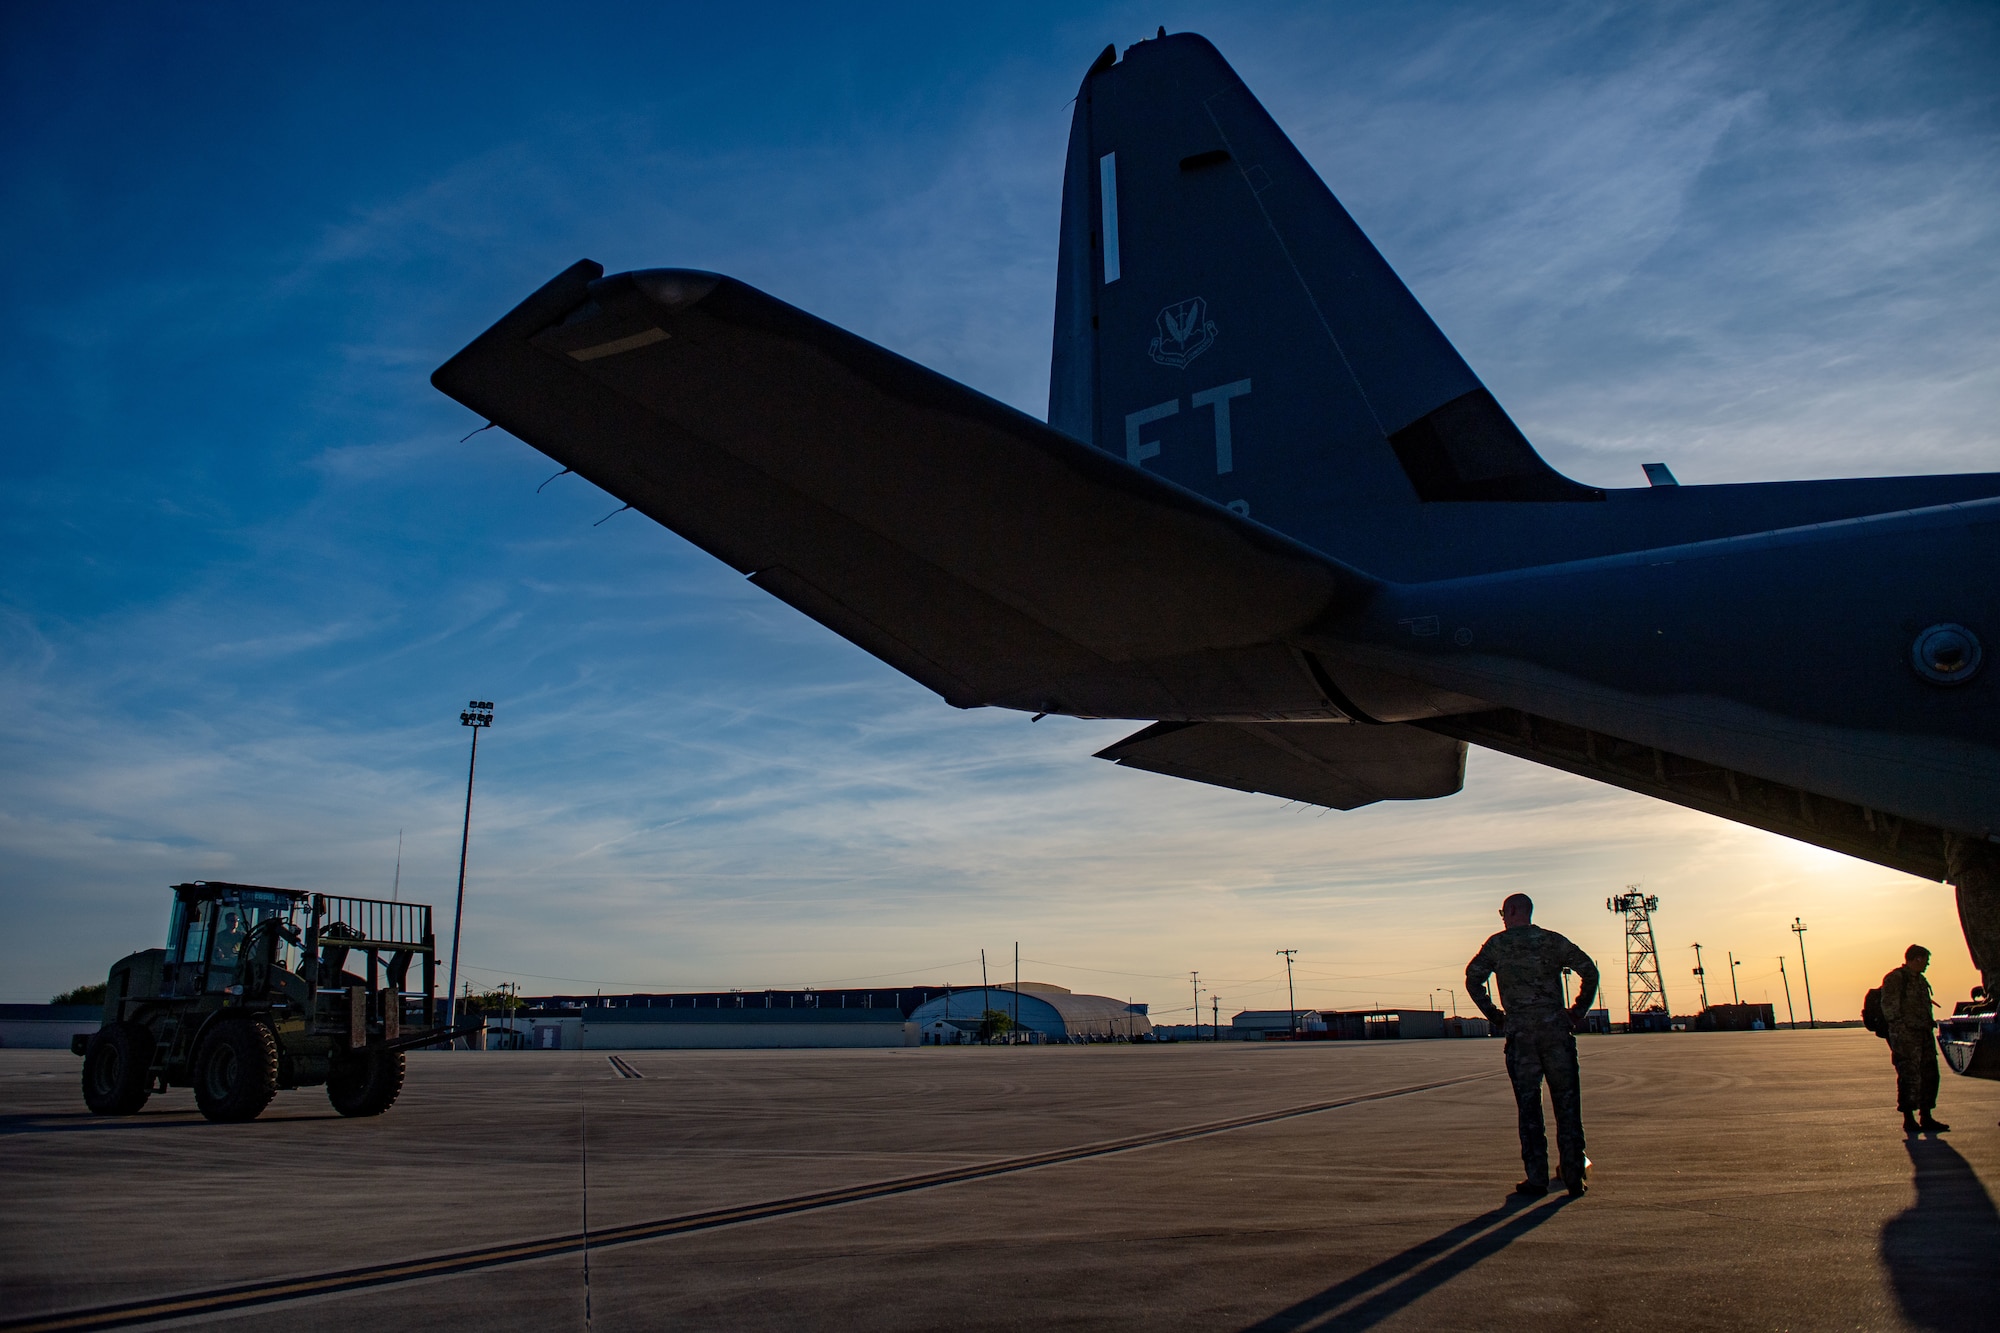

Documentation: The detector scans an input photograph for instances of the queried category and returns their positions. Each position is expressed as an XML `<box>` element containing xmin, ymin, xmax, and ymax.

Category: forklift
<box><xmin>74</xmin><ymin>881</ymin><xmax>477</xmax><ymax>1122</ymax></box>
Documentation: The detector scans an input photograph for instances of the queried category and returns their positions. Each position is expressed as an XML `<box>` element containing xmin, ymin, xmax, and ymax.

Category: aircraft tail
<box><xmin>1050</xmin><ymin>34</ymin><xmax>1597</xmax><ymax>557</ymax></box>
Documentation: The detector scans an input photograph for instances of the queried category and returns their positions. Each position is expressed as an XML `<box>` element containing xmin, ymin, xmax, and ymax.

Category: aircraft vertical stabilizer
<box><xmin>1050</xmin><ymin>33</ymin><xmax>1598</xmax><ymax>562</ymax></box>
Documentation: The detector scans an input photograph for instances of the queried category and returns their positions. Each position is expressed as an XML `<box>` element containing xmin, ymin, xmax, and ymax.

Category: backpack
<box><xmin>1862</xmin><ymin>987</ymin><xmax>1887</xmax><ymax>1037</ymax></box>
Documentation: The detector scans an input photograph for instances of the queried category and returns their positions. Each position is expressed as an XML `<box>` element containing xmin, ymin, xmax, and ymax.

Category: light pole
<box><xmin>1728</xmin><ymin>952</ymin><xmax>1742</xmax><ymax>1005</ymax></box>
<box><xmin>1691</xmin><ymin>943</ymin><xmax>1710</xmax><ymax>1010</ymax></box>
<box><xmin>1778</xmin><ymin>957</ymin><xmax>1797</xmax><ymax>1029</ymax></box>
<box><xmin>1791</xmin><ymin>918</ymin><xmax>1816</xmax><ymax>1028</ymax></box>
<box><xmin>1190</xmin><ymin>972</ymin><xmax>1201</xmax><ymax>1040</ymax></box>
<box><xmin>1278</xmin><ymin>950</ymin><xmax>1299</xmax><ymax>1036</ymax></box>
<box><xmin>442</xmin><ymin>700</ymin><xmax>493</xmax><ymax>1035</ymax></box>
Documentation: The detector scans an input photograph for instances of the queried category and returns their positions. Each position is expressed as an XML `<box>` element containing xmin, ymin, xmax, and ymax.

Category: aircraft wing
<box><xmin>433</xmin><ymin>262</ymin><xmax>1369</xmax><ymax>722</ymax></box>
<box><xmin>1096</xmin><ymin>720</ymin><xmax>1466</xmax><ymax>811</ymax></box>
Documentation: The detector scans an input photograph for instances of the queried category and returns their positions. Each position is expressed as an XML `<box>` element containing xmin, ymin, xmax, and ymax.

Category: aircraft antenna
<box><xmin>1607</xmin><ymin>888</ymin><xmax>1668</xmax><ymax>1028</ymax></box>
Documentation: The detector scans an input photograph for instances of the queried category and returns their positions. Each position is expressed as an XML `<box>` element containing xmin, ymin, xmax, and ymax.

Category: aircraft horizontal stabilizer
<box><xmin>1096</xmin><ymin>720</ymin><xmax>1466</xmax><ymax>811</ymax></box>
<box><xmin>433</xmin><ymin>263</ymin><xmax>1373</xmax><ymax>720</ymax></box>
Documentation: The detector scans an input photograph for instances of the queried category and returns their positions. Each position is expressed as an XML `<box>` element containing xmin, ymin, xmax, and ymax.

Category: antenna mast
<box><xmin>1607</xmin><ymin>887</ymin><xmax>1668</xmax><ymax>1027</ymax></box>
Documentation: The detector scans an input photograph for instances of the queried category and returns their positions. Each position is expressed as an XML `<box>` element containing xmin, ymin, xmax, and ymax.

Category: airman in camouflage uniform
<box><xmin>1880</xmin><ymin>944</ymin><xmax>1948</xmax><ymax>1135</ymax></box>
<box><xmin>1467</xmin><ymin>893</ymin><xmax>1600</xmax><ymax>1198</ymax></box>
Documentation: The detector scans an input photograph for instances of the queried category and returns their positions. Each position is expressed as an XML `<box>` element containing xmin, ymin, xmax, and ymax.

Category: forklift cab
<box><xmin>164</xmin><ymin>884</ymin><xmax>306</xmax><ymax>997</ymax></box>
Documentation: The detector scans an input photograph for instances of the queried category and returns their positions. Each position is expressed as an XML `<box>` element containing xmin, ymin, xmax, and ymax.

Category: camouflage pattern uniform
<box><xmin>1467</xmin><ymin>925</ymin><xmax>1600</xmax><ymax>1190</ymax></box>
<box><xmin>1879</xmin><ymin>964</ymin><xmax>1940</xmax><ymax>1114</ymax></box>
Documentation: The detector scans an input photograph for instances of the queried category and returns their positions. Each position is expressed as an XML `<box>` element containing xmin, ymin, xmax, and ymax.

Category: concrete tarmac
<box><xmin>4</xmin><ymin>1029</ymin><xmax>1999</xmax><ymax>1331</ymax></box>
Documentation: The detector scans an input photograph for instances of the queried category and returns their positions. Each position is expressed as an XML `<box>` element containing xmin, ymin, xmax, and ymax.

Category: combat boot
<box><xmin>1920</xmin><ymin>1112</ymin><xmax>1951</xmax><ymax>1132</ymax></box>
<box><xmin>1511</xmin><ymin>1180</ymin><xmax>1548</xmax><ymax>1198</ymax></box>
<box><xmin>1903</xmin><ymin>1112</ymin><xmax>1922</xmax><ymax>1135</ymax></box>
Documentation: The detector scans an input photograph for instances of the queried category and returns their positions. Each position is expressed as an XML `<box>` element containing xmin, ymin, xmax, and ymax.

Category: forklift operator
<box><xmin>213</xmin><ymin>910</ymin><xmax>247</xmax><ymax>963</ymax></box>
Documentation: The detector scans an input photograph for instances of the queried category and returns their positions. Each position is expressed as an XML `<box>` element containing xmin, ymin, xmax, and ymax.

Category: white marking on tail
<box><xmin>1192</xmin><ymin>379</ymin><xmax>1252</xmax><ymax>473</ymax></box>
<box><xmin>1099</xmin><ymin>153</ymin><xmax>1121</xmax><ymax>283</ymax></box>
<box><xmin>1125</xmin><ymin>400</ymin><xmax>1177</xmax><ymax>465</ymax></box>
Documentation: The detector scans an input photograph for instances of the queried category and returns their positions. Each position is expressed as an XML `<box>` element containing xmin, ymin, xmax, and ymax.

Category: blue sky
<box><xmin>4</xmin><ymin>1</ymin><xmax>1997</xmax><ymax>1020</ymax></box>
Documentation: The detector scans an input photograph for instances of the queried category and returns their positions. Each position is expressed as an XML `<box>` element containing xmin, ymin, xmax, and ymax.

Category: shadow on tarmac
<box><xmin>0</xmin><ymin>1110</ymin><xmax>342</xmax><ymax>1135</ymax></box>
<box><xmin>1880</xmin><ymin>1136</ymin><xmax>2000</xmax><ymax>1332</ymax></box>
<box><xmin>1239</xmin><ymin>1194</ymin><xmax>1570</xmax><ymax>1331</ymax></box>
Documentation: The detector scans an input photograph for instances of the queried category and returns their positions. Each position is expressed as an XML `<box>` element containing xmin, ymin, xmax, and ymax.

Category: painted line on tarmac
<box><xmin>2</xmin><ymin>1070</ymin><xmax>1494</xmax><ymax>1332</ymax></box>
<box><xmin>606</xmin><ymin>1054</ymin><xmax>644</xmax><ymax>1079</ymax></box>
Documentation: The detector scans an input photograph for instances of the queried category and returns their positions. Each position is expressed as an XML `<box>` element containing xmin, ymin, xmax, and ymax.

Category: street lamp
<box><xmin>442</xmin><ymin>700</ymin><xmax>493</xmax><ymax>1036</ymax></box>
<box><xmin>1791</xmin><ymin>918</ymin><xmax>1816</xmax><ymax>1028</ymax></box>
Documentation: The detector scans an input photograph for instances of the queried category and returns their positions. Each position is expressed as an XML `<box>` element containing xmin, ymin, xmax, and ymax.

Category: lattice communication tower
<box><xmin>1607</xmin><ymin>888</ymin><xmax>1668</xmax><ymax>1022</ymax></box>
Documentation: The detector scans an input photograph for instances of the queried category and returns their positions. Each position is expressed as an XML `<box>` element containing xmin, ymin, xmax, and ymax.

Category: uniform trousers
<box><xmin>1504</xmin><ymin>1022</ymin><xmax>1584</xmax><ymax>1187</ymax></box>
<box><xmin>1888</xmin><ymin>1030</ymin><xmax>1940</xmax><ymax>1113</ymax></box>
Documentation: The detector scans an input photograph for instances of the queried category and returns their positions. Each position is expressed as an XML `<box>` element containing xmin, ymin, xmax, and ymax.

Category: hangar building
<box><xmin>909</xmin><ymin>983</ymin><xmax>1150</xmax><ymax>1043</ymax></box>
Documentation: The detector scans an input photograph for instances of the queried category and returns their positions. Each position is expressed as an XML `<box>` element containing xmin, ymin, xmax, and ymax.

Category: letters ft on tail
<box><xmin>433</xmin><ymin>33</ymin><xmax>2000</xmax><ymax>1041</ymax></box>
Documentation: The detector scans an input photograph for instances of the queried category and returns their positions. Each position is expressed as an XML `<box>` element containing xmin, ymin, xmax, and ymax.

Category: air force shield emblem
<box><xmin>1148</xmin><ymin>297</ymin><xmax>1217</xmax><ymax>368</ymax></box>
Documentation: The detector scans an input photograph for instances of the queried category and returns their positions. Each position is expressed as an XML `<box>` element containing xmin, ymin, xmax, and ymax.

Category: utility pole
<box><xmin>980</xmin><ymin>948</ymin><xmax>989</xmax><ymax>1043</ymax></box>
<box><xmin>1447</xmin><ymin>988</ymin><xmax>1457</xmax><ymax>1018</ymax></box>
<box><xmin>1212</xmin><ymin>994</ymin><xmax>1219</xmax><ymax>1038</ymax></box>
<box><xmin>442</xmin><ymin>700</ymin><xmax>493</xmax><ymax>1035</ymax></box>
<box><xmin>1691</xmin><ymin>943</ymin><xmax>1710</xmax><ymax>1010</ymax></box>
<box><xmin>1277</xmin><ymin>950</ymin><xmax>1299</xmax><ymax>1036</ymax></box>
<box><xmin>1792</xmin><ymin>918</ymin><xmax>1816</xmax><ymax>1028</ymax></box>
<box><xmin>1728</xmin><ymin>952</ymin><xmax>1742</xmax><ymax>1005</ymax></box>
<box><xmin>1190</xmin><ymin>972</ymin><xmax>1202</xmax><ymax>1040</ymax></box>
<box><xmin>1778</xmin><ymin>957</ymin><xmax>1797</xmax><ymax>1029</ymax></box>
<box><xmin>1013</xmin><ymin>941</ymin><xmax>1019</xmax><ymax>1045</ymax></box>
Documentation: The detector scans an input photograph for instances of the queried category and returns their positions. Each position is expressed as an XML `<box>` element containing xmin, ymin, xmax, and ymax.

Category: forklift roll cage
<box><xmin>158</xmin><ymin>880</ymin><xmax>443</xmax><ymax>1047</ymax></box>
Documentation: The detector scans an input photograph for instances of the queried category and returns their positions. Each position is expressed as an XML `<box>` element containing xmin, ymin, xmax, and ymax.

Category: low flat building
<box><xmin>1324</xmin><ymin>1009</ymin><xmax>1446</xmax><ymax>1040</ymax></box>
<box><xmin>1233</xmin><ymin>1009</ymin><xmax>1447</xmax><ymax>1040</ymax></box>
<box><xmin>526</xmin><ymin>1006</ymin><xmax>916</xmax><ymax>1050</ymax></box>
<box><xmin>920</xmin><ymin>1018</ymin><xmax>985</xmax><ymax>1045</ymax></box>
<box><xmin>1151</xmin><ymin>1024</ymin><xmax>1260</xmax><ymax>1042</ymax></box>
<box><xmin>524</xmin><ymin>985</ymin><xmax>947</xmax><ymax>1016</ymax></box>
<box><xmin>1231</xmin><ymin>1010</ymin><xmax>1326</xmax><ymax>1037</ymax></box>
<box><xmin>494</xmin><ymin>982</ymin><xmax>1146</xmax><ymax>1049</ymax></box>
<box><xmin>1697</xmin><ymin>1003</ymin><xmax>1778</xmax><ymax>1032</ymax></box>
<box><xmin>0</xmin><ymin>1005</ymin><xmax>101</xmax><ymax>1050</ymax></box>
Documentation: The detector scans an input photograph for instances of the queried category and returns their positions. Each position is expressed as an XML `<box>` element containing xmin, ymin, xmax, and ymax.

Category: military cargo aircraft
<box><xmin>434</xmin><ymin>32</ymin><xmax>2000</xmax><ymax>1063</ymax></box>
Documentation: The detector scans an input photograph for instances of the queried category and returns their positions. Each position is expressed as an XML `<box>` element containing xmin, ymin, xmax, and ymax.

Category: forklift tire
<box><xmin>81</xmin><ymin>1022</ymin><xmax>153</xmax><ymax>1116</ymax></box>
<box><xmin>193</xmin><ymin>1021</ymin><xmax>279</xmax><ymax>1123</ymax></box>
<box><xmin>327</xmin><ymin>1048</ymin><xmax>406</xmax><ymax>1117</ymax></box>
